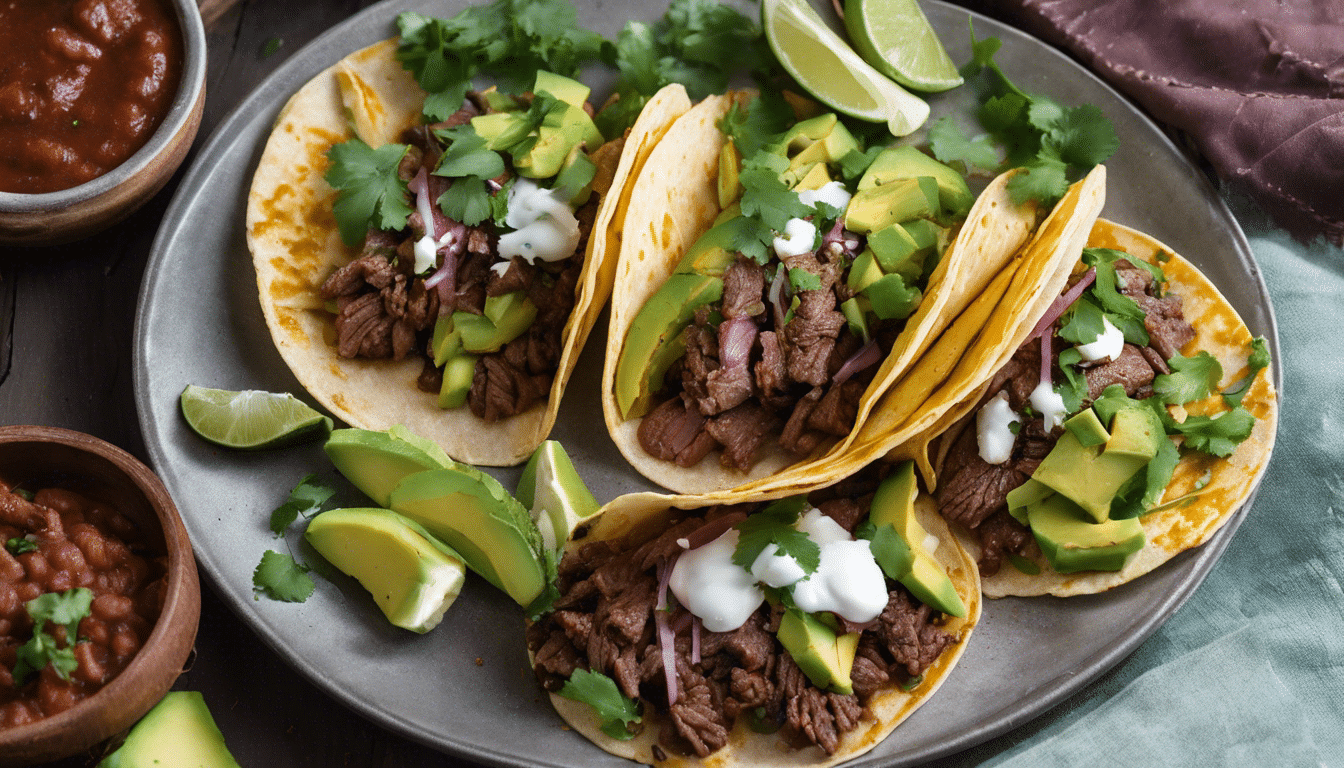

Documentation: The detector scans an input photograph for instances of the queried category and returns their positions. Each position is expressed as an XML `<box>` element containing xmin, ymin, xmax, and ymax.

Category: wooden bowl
<box><xmin>0</xmin><ymin>426</ymin><xmax>201</xmax><ymax>766</ymax></box>
<box><xmin>0</xmin><ymin>0</ymin><xmax>208</xmax><ymax>247</ymax></box>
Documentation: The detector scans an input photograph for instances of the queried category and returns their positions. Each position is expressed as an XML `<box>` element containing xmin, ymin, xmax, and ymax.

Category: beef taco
<box><xmin>602</xmin><ymin>92</ymin><xmax>1053</xmax><ymax>494</ymax></box>
<box><xmin>527</xmin><ymin>460</ymin><xmax>980</xmax><ymax>765</ymax></box>
<box><xmin>247</xmin><ymin>35</ymin><xmax>693</xmax><ymax>466</ymax></box>
<box><xmin>916</xmin><ymin>219</ymin><xmax>1278</xmax><ymax>596</ymax></box>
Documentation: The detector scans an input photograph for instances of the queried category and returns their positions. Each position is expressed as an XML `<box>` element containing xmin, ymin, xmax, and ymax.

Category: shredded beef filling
<box><xmin>317</xmin><ymin>94</ymin><xmax>590</xmax><ymax>421</ymax></box>
<box><xmin>528</xmin><ymin>500</ymin><xmax>958</xmax><ymax>758</ymax></box>
<box><xmin>934</xmin><ymin>259</ymin><xmax>1197</xmax><ymax>575</ymax></box>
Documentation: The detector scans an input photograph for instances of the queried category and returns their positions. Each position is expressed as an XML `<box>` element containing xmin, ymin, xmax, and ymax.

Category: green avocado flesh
<box><xmin>324</xmin><ymin>427</ymin><xmax>451</xmax><ymax>508</ymax></box>
<box><xmin>1027</xmin><ymin>494</ymin><xmax>1145</xmax><ymax>573</ymax></box>
<box><xmin>388</xmin><ymin>467</ymin><xmax>546</xmax><ymax>607</ymax></box>
<box><xmin>777</xmin><ymin>610</ymin><xmax>858</xmax><ymax>695</ymax></box>
<box><xmin>96</xmin><ymin>691</ymin><xmax>240</xmax><ymax>768</ymax></box>
<box><xmin>857</xmin><ymin>145</ymin><xmax>975</xmax><ymax>219</ymax></box>
<box><xmin>869</xmin><ymin>461</ymin><xmax>967</xmax><ymax>617</ymax></box>
<box><xmin>615</xmin><ymin>272</ymin><xmax>723</xmax><ymax>419</ymax></box>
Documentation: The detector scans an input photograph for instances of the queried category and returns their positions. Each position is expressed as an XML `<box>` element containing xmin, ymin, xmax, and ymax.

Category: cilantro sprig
<box><xmin>13</xmin><ymin>588</ymin><xmax>95</xmax><ymax>687</ymax></box>
<box><xmin>324</xmin><ymin>138</ymin><xmax>413</xmax><ymax>247</ymax></box>
<box><xmin>254</xmin><ymin>475</ymin><xmax>332</xmax><ymax>603</ymax></box>
<box><xmin>732</xmin><ymin>497</ymin><xmax>821</xmax><ymax>575</ymax></box>
<box><xmin>557</xmin><ymin>669</ymin><xmax>642</xmax><ymax>740</ymax></box>
<box><xmin>929</xmin><ymin>22</ymin><xmax>1119</xmax><ymax>206</ymax></box>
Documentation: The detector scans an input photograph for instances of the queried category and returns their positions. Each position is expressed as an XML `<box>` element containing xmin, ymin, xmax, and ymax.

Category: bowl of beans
<box><xmin>0</xmin><ymin>425</ymin><xmax>200</xmax><ymax>766</ymax></box>
<box><xmin>0</xmin><ymin>0</ymin><xmax>208</xmax><ymax>246</ymax></box>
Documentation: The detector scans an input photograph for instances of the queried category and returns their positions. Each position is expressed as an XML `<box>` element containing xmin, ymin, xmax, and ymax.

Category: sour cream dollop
<box><xmin>1076</xmin><ymin>315</ymin><xmax>1125</xmax><ymax>363</ymax></box>
<box><xmin>772</xmin><ymin>217</ymin><xmax>818</xmax><ymax>259</ymax></box>
<box><xmin>798</xmin><ymin>180</ymin><xmax>852</xmax><ymax>213</ymax></box>
<box><xmin>668</xmin><ymin>530</ymin><xmax>762</xmax><ymax>633</ymax></box>
<box><xmin>1030</xmin><ymin>381</ymin><xmax>1068</xmax><ymax>432</ymax></box>
<box><xmin>977</xmin><ymin>391</ymin><xmax>1020</xmax><ymax>464</ymax></box>
<box><xmin>496</xmin><ymin>178</ymin><xmax>581</xmax><ymax>265</ymax></box>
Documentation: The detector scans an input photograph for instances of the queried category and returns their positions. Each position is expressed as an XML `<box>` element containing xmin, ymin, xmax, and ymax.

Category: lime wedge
<box><xmin>305</xmin><ymin>507</ymin><xmax>466</xmax><ymax>634</ymax></box>
<box><xmin>762</xmin><ymin>0</ymin><xmax>930</xmax><ymax>137</ymax></box>
<box><xmin>180</xmin><ymin>385</ymin><xmax>333</xmax><ymax>450</ymax></box>
<box><xmin>516</xmin><ymin>440</ymin><xmax>600</xmax><ymax>553</ymax></box>
<box><xmin>844</xmin><ymin>0</ymin><xmax>963</xmax><ymax>92</ymax></box>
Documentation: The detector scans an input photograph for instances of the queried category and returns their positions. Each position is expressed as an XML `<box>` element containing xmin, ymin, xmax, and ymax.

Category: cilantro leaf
<box><xmin>1153</xmin><ymin>351</ymin><xmax>1223</xmax><ymax>406</ymax></box>
<box><xmin>253</xmin><ymin>550</ymin><xmax>315</xmax><ymax>602</ymax></box>
<box><xmin>14</xmin><ymin>631</ymin><xmax>78</xmax><ymax>687</ymax></box>
<box><xmin>927</xmin><ymin>116</ymin><xmax>999</xmax><ymax>173</ymax></box>
<box><xmin>718</xmin><ymin>93</ymin><xmax>795</xmax><ymax>159</ymax></box>
<box><xmin>325</xmin><ymin>138</ymin><xmax>413</xmax><ymax>246</ymax></box>
<box><xmin>557</xmin><ymin>669</ymin><xmax>642</xmax><ymax>739</ymax></box>
<box><xmin>1110</xmin><ymin>437</ymin><xmax>1180</xmax><ymax>519</ymax></box>
<box><xmin>269</xmin><ymin>474</ymin><xmax>334</xmax><ymax>535</ymax></box>
<box><xmin>27</xmin><ymin>588</ymin><xmax>94</xmax><ymax>646</ymax></box>
<box><xmin>1168</xmin><ymin>407</ymin><xmax>1257</xmax><ymax>458</ymax></box>
<box><xmin>732</xmin><ymin>497</ymin><xmax>821</xmax><ymax>575</ymax></box>
<box><xmin>5</xmin><ymin>536</ymin><xmax>37</xmax><ymax>555</ymax></box>
<box><xmin>1223</xmin><ymin>336</ymin><xmax>1271</xmax><ymax>407</ymax></box>
<box><xmin>14</xmin><ymin>588</ymin><xmax>95</xmax><ymax>686</ymax></box>
<box><xmin>738</xmin><ymin>158</ymin><xmax>812</xmax><ymax>237</ymax></box>
<box><xmin>788</xmin><ymin>267</ymin><xmax>822</xmax><ymax>292</ymax></box>
<box><xmin>1056</xmin><ymin>296</ymin><xmax>1107</xmax><ymax>345</ymax></box>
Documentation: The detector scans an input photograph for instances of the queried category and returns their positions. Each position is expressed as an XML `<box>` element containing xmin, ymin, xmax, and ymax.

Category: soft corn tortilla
<box><xmin>539</xmin><ymin>486</ymin><xmax>981</xmax><ymax>767</ymax></box>
<box><xmin>927</xmin><ymin>219</ymin><xmax>1279</xmax><ymax>597</ymax></box>
<box><xmin>601</xmin><ymin>95</ymin><xmax>1053</xmax><ymax>495</ymax></box>
<box><xmin>247</xmin><ymin>38</ymin><xmax>693</xmax><ymax>466</ymax></box>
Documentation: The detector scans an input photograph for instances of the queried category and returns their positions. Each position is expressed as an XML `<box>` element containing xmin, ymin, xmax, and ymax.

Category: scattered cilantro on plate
<box><xmin>253</xmin><ymin>550</ymin><xmax>316</xmax><ymax>603</ymax></box>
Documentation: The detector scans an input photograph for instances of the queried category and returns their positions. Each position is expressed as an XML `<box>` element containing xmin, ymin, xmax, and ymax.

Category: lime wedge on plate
<box><xmin>762</xmin><ymin>0</ymin><xmax>930</xmax><ymax>137</ymax></box>
<box><xmin>305</xmin><ymin>507</ymin><xmax>466</xmax><ymax>634</ymax></box>
<box><xmin>180</xmin><ymin>385</ymin><xmax>332</xmax><ymax>450</ymax></box>
<box><xmin>516</xmin><ymin>440</ymin><xmax>600</xmax><ymax>553</ymax></box>
<box><xmin>844</xmin><ymin>0</ymin><xmax>963</xmax><ymax>92</ymax></box>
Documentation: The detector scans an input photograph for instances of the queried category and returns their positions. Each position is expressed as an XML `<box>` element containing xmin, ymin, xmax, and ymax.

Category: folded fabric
<box><xmin>952</xmin><ymin>0</ymin><xmax>1344</xmax><ymax>247</ymax></box>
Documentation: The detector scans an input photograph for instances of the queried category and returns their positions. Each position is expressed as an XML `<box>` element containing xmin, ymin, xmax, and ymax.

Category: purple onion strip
<box><xmin>832</xmin><ymin>339</ymin><xmax>882</xmax><ymax>385</ymax></box>
<box><xmin>1027</xmin><ymin>267</ymin><xmax>1096</xmax><ymax>342</ymax></box>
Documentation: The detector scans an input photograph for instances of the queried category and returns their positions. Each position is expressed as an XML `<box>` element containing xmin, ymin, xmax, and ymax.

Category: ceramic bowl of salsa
<box><xmin>0</xmin><ymin>425</ymin><xmax>200</xmax><ymax>766</ymax></box>
<box><xmin>0</xmin><ymin>0</ymin><xmax>208</xmax><ymax>246</ymax></box>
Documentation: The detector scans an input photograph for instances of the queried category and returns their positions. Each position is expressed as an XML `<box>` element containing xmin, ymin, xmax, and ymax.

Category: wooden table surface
<box><xmin>1</xmin><ymin>2</ymin><xmax>475</xmax><ymax>765</ymax></box>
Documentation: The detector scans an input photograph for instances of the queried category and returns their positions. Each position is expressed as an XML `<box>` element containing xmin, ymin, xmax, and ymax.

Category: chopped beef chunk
<box><xmin>976</xmin><ymin>509</ymin><xmax>1034</xmax><ymax>577</ymax></box>
<box><xmin>784</xmin><ymin>290</ymin><xmax>846</xmax><ymax>387</ymax></box>
<box><xmin>1138</xmin><ymin>292</ymin><xmax>1196</xmax><ymax>360</ymax></box>
<box><xmin>807</xmin><ymin>380</ymin><xmax>865</xmax><ymax>436</ymax></box>
<box><xmin>705</xmin><ymin>403</ymin><xmax>779</xmax><ymax>471</ymax></box>
<box><xmin>721</xmin><ymin>259</ymin><xmax>766</xmax><ymax>319</ymax></box>
<box><xmin>816</xmin><ymin>497</ymin><xmax>868</xmax><ymax>533</ymax></box>
<box><xmin>468</xmin><ymin>356</ymin><xmax>548</xmax><ymax>422</ymax></box>
<box><xmin>755</xmin><ymin>330</ymin><xmax>789</xmax><ymax>403</ymax></box>
<box><xmin>779</xmin><ymin>387</ymin><xmax>823</xmax><ymax>455</ymax></box>
<box><xmin>873</xmin><ymin>588</ymin><xmax>956</xmax><ymax>677</ymax></box>
<box><xmin>665</xmin><ymin>663</ymin><xmax>731</xmax><ymax>757</ymax></box>
<box><xmin>486</xmin><ymin>256</ymin><xmax>531</xmax><ymax>296</ymax></box>
<box><xmin>1084</xmin><ymin>343</ymin><xmax>1157</xmax><ymax>401</ymax></box>
<box><xmin>637</xmin><ymin>396</ymin><xmax>718</xmax><ymax>467</ymax></box>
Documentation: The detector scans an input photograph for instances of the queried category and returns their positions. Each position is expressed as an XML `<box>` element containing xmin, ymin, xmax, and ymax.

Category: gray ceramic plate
<box><xmin>134</xmin><ymin>1</ymin><xmax>1279</xmax><ymax>765</ymax></box>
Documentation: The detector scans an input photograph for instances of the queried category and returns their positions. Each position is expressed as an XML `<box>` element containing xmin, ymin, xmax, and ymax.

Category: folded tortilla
<box><xmin>247</xmin><ymin>38</ymin><xmax>692</xmax><ymax>465</ymax></box>
<box><xmin>601</xmin><ymin>95</ymin><xmax>1056</xmax><ymax>495</ymax></box>
<box><xmin>532</xmin><ymin>478</ymin><xmax>981</xmax><ymax>767</ymax></box>
<box><xmin>925</xmin><ymin>219</ymin><xmax>1279</xmax><ymax>597</ymax></box>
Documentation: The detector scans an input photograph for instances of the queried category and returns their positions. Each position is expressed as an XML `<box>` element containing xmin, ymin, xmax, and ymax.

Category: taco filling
<box><xmin>528</xmin><ymin>463</ymin><xmax>976</xmax><ymax>761</ymax></box>
<box><xmin>934</xmin><ymin>240</ymin><xmax>1268</xmax><ymax>578</ymax></box>
<box><xmin>615</xmin><ymin>100</ymin><xmax>976</xmax><ymax>475</ymax></box>
<box><xmin>320</xmin><ymin>72</ymin><xmax>615</xmax><ymax>422</ymax></box>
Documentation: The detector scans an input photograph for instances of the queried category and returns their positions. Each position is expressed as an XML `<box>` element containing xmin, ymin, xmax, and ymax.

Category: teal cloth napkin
<box><xmin>937</xmin><ymin>195</ymin><xmax>1344</xmax><ymax>767</ymax></box>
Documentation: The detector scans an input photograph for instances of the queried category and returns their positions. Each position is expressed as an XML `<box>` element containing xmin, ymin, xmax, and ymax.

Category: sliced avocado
<box><xmin>718</xmin><ymin>139</ymin><xmax>743</xmax><ymax>209</ymax></box>
<box><xmin>305</xmin><ymin>507</ymin><xmax>466</xmax><ymax>633</ymax></box>
<box><xmin>868</xmin><ymin>461</ymin><xmax>967</xmax><ymax>617</ymax></box>
<box><xmin>840</xmin><ymin>297</ymin><xmax>870</xmax><ymax>344</ymax></box>
<box><xmin>843</xmin><ymin>177</ymin><xmax>939</xmax><ymax>234</ymax></box>
<box><xmin>1005</xmin><ymin>477</ymin><xmax>1053</xmax><ymax>525</ymax></box>
<box><xmin>673</xmin><ymin>217</ymin><xmax>745</xmax><ymax>276</ymax></box>
<box><xmin>615</xmin><ymin>273</ymin><xmax>724</xmax><ymax>419</ymax></box>
<box><xmin>455</xmin><ymin>292</ymin><xmax>538</xmax><ymax>353</ymax></box>
<box><xmin>857</xmin><ymin>145</ymin><xmax>975</xmax><ymax>219</ymax></box>
<box><xmin>786</xmin><ymin>139</ymin><xmax>831</xmax><ymax>174</ymax></box>
<box><xmin>1027</xmin><ymin>494</ymin><xmax>1145</xmax><ymax>573</ymax></box>
<box><xmin>777</xmin><ymin>609</ymin><xmax>857</xmax><ymax>694</ymax></box>
<box><xmin>325</xmin><ymin>427</ymin><xmax>451</xmax><ymax>508</ymax></box>
<box><xmin>553</xmin><ymin>144</ymin><xmax>598</xmax><ymax>206</ymax></box>
<box><xmin>1065</xmin><ymin>407</ymin><xmax>1110</xmax><ymax>448</ymax></box>
<box><xmin>777</xmin><ymin>113</ymin><xmax>839</xmax><ymax>153</ymax></box>
<box><xmin>438</xmin><ymin>353</ymin><xmax>478</xmax><ymax>410</ymax></box>
<box><xmin>867</xmin><ymin>224</ymin><xmax>923</xmax><ymax>279</ymax></box>
<box><xmin>513</xmin><ymin>101</ymin><xmax>604</xmax><ymax>179</ymax></box>
<box><xmin>533</xmin><ymin>70</ymin><xmax>590</xmax><ymax>107</ymax></box>
<box><xmin>388</xmin><ymin>466</ymin><xmax>546</xmax><ymax>607</ymax></box>
<box><xmin>96</xmin><ymin>691</ymin><xmax>240</xmax><ymax>768</ymax></box>
<box><xmin>845</xmin><ymin>248</ymin><xmax>884</xmax><ymax>294</ymax></box>
<box><xmin>1031</xmin><ymin>430</ymin><xmax>1149</xmax><ymax>524</ymax></box>
<box><xmin>431</xmin><ymin>315</ymin><xmax>461</xmax><ymax>367</ymax></box>
<box><xmin>863</xmin><ymin>273</ymin><xmax>922</xmax><ymax>321</ymax></box>
<box><xmin>388</xmin><ymin>424</ymin><xmax>453</xmax><ymax>467</ymax></box>
<box><xmin>1104</xmin><ymin>406</ymin><xmax>1164</xmax><ymax>461</ymax></box>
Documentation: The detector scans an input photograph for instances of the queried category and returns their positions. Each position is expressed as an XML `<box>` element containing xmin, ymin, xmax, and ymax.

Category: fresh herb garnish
<box><xmin>13</xmin><ymin>588</ymin><xmax>95</xmax><ymax>687</ymax></box>
<box><xmin>732</xmin><ymin>497</ymin><xmax>821</xmax><ymax>575</ymax></box>
<box><xmin>268</xmin><ymin>474</ymin><xmax>335</xmax><ymax>535</ymax></box>
<box><xmin>557</xmin><ymin>669</ymin><xmax>642</xmax><ymax>740</ymax></box>
<box><xmin>4</xmin><ymin>536</ymin><xmax>37</xmax><ymax>556</ymax></box>
<box><xmin>929</xmin><ymin>22</ymin><xmax>1118</xmax><ymax>206</ymax></box>
<box><xmin>788</xmin><ymin>267</ymin><xmax>822</xmax><ymax>292</ymax></box>
<box><xmin>1222</xmin><ymin>336</ymin><xmax>1271</xmax><ymax>407</ymax></box>
<box><xmin>1153</xmin><ymin>351</ymin><xmax>1223</xmax><ymax>406</ymax></box>
<box><xmin>252</xmin><ymin>550</ymin><xmax>316</xmax><ymax>603</ymax></box>
<box><xmin>324</xmin><ymin>137</ymin><xmax>413</xmax><ymax>247</ymax></box>
<box><xmin>1164</xmin><ymin>407</ymin><xmax>1257</xmax><ymax>458</ymax></box>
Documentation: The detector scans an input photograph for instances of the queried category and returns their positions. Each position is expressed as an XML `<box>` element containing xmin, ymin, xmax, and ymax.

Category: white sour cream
<box><xmin>413</xmin><ymin>229</ymin><xmax>458</xmax><ymax>275</ymax></box>
<box><xmin>1030</xmin><ymin>381</ymin><xmax>1068</xmax><ymax>431</ymax></box>
<box><xmin>798</xmin><ymin>181</ymin><xmax>852</xmax><ymax>213</ymax></box>
<box><xmin>977</xmin><ymin>391</ymin><xmax>1020</xmax><ymax>465</ymax></box>
<box><xmin>496</xmin><ymin>178</ymin><xmax>581</xmax><ymax>265</ymax></box>
<box><xmin>1076</xmin><ymin>315</ymin><xmax>1125</xmax><ymax>363</ymax></box>
<box><xmin>668</xmin><ymin>530</ymin><xmax>763</xmax><ymax>633</ymax></box>
<box><xmin>773</xmin><ymin>217</ymin><xmax>818</xmax><ymax>259</ymax></box>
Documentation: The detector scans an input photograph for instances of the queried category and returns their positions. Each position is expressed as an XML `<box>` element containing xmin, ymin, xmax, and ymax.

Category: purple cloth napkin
<box><xmin>953</xmin><ymin>0</ymin><xmax>1344</xmax><ymax>246</ymax></box>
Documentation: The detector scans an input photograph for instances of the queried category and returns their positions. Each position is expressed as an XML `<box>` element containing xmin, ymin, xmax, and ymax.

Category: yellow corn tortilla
<box><xmin>926</xmin><ymin>219</ymin><xmax>1278</xmax><ymax>597</ymax></box>
<box><xmin>537</xmin><ymin>483</ymin><xmax>981</xmax><ymax>767</ymax></box>
<box><xmin>247</xmin><ymin>38</ymin><xmax>693</xmax><ymax>466</ymax></box>
<box><xmin>601</xmin><ymin>95</ymin><xmax>1058</xmax><ymax>495</ymax></box>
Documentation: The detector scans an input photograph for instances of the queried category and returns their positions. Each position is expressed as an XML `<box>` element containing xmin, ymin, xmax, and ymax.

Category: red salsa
<box><xmin>0</xmin><ymin>0</ymin><xmax>183</xmax><ymax>194</ymax></box>
<box><xmin>0</xmin><ymin>480</ymin><xmax>167</xmax><ymax>727</ymax></box>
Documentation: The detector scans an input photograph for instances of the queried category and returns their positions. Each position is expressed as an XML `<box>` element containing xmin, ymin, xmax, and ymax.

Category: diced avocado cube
<box><xmin>777</xmin><ymin>609</ymin><xmax>857</xmax><ymax>694</ymax></box>
<box><xmin>431</xmin><ymin>316</ymin><xmax>461</xmax><ymax>367</ymax></box>
<box><xmin>840</xmin><ymin>297</ymin><xmax>870</xmax><ymax>343</ymax></box>
<box><xmin>778</xmin><ymin>113</ymin><xmax>839</xmax><ymax>153</ymax></box>
<box><xmin>789</xmin><ymin>160</ymin><xmax>833</xmax><ymax>192</ymax></box>
<box><xmin>1104</xmin><ymin>406</ymin><xmax>1165</xmax><ymax>461</ymax></box>
<box><xmin>867</xmin><ymin>224</ymin><xmax>922</xmax><ymax>279</ymax></box>
<box><xmin>857</xmin><ymin>145</ymin><xmax>975</xmax><ymax>219</ymax></box>
<box><xmin>863</xmin><ymin>273</ymin><xmax>922</xmax><ymax>321</ymax></box>
<box><xmin>1030</xmin><ymin>430</ymin><xmax>1150</xmax><ymax>524</ymax></box>
<box><xmin>846</xmin><ymin>248</ymin><xmax>884</xmax><ymax>293</ymax></box>
<box><xmin>438</xmin><ymin>353</ymin><xmax>478</xmax><ymax>410</ymax></box>
<box><xmin>553</xmin><ymin>145</ymin><xmax>598</xmax><ymax>206</ymax></box>
<box><xmin>1065</xmin><ymin>408</ymin><xmax>1110</xmax><ymax>447</ymax></box>
<box><xmin>455</xmin><ymin>292</ymin><xmax>538</xmax><ymax>354</ymax></box>
<box><xmin>533</xmin><ymin>70</ymin><xmax>590</xmax><ymax>107</ymax></box>
<box><xmin>843</xmin><ymin>177</ymin><xmax>939</xmax><ymax>234</ymax></box>
<box><xmin>471</xmin><ymin>112</ymin><xmax>530</xmax><ymax>151</ymax></box>
<box><xmin>1027</xmin><ymin>494</ymin><xmax>1145</xmax><ymax>573</ymax></box>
